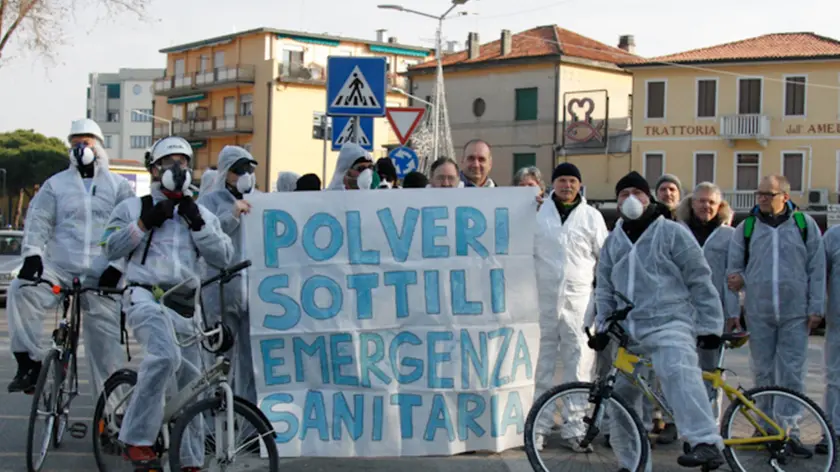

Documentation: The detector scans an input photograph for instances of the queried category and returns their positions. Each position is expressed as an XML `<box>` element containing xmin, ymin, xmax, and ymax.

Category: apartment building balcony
<box><xmin>162</xmin><ymin>115</ymin><xmax>254</xmax><ymax>139</ymax></box>
<box><xmin>154</xmin><ymin>65</ymin><xmax>256</xmax><ymax>97</ymax></box>
<box><xmin>722</xmin><ymin>191</ymin><xmax>757</xmax><ymax>211</ymax></box>
<box><xmin>275</xmin><ymin>63</ymin><xmax>407</xmax><ymax>90</ymax></box>
<box><xmin>719</xmin><ymin>114</ymin><xmax>771</xmax><ymax>147</ymax></box>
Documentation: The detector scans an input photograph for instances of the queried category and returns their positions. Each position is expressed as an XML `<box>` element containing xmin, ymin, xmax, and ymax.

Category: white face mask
<box><xmin>161</xmin><ymin>165</ymin><xmax>191</xmax><ymax>194</ymax></box>
<box><xmin>236</xmin><ymin>173</ymin><xmax>255</xmax><ymax>194</ymax></box>
<box><xmin>69</xmin><ymin>144</ymin><xmax>96</xmax><ymax>166</ymax></box>
<box><xmin>620</xmin><ymin>194</ymin><xmax>645</xmax><ymax>220</ymax></box>
<box><xmin>357</xmin><ymin>168</ymin><xmax>374</xmax><ymax>191</ymax></box>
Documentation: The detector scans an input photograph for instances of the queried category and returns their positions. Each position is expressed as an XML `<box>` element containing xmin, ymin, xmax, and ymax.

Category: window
<box><xmin>784</xmin><ymin>76</ymin><xmax>806</xmax><ymax>117</ymax></box>
<box><xmin>643</xmin><ymin>153</ymin><xmax>664</xmax><ymax>184</ymax></box>
<box><xmin>281</xmin><ymin>49</ymin><xmax>304</xmax><ymax>75</ymax></box>
<box><xmin>107</xmin><ymin>110</ymin><xmax>120</xmax><ymax>122</ymax></box>
<box><xmin>103</xmin><ymin>135</ymin><xmax>113</xmax><ymax>148</ymax></box>
<box><xmin>174</xmin><ymin>59</ymin><xmax>185</xmax><ymax>76</ymax></box>
<box><xmin>106</xmin><ymin>83</ymin><xmax>120</xmax><ymax>99</ymax></box>
<box><xmin>187</xmin><ymin>102</ymin><xmax>199</xmax><ymax>119</ymax></box>
<box><xmin>782</xmin><ymin>151</ymin><xmax>805</xmax><ymax>191</ymax></box>
<box><xmin>697</xmin><ymin>79</ymin><xmax>717</xmax><ymax>118</ymax></box>
<box><xmin>515</xmin><ymin>87</ymin><xmax>538</xmax><ymax>121</ymax></box>
<box><xmin>214</xmin><ymin>51</ymin><xmax>225</xmax><ymax>69</ymax></box>
<box><xmin>735</xmin><ymin>153</ymin><xmax>760</xmax><ymax>190</ymax></box>
<box><xmin>199</xmin><ymin>55</ymin><xmax>210</xmax><ymax>73</ymax></box>
<box><xmin>738</xmin><ymin>78</ymin><xmax>762</xmax><ymax>114</ymax></box>
<box><xmin>239</xmin><ymin>94</ymin><xmax>253</xmax><ymax>116</ymax></box>
<box><xmin>694</xmin><ymin>152</ymin><xmax>715</xmax><ymax>185</ymax></box>
<box><xmin>223</xmin><ymin>97</ymin><xmax>236</xmax><ymax>117</ymax></box>
<box><xmin>132</xmin><ymin>109</ymin><xmax>153</xmax><ymax>122</ymax></box>
<box><xmin>473</xmin><ymin>98</ymin><xmax>486</xmax><ymax>117</ymax></box>
<box><xmin>645</xmin><ymin>81</ymin><xmax>665</xmax><ymax>119</ymax></box>
<box><xmin>130</xmin><ymin>136</ymin><xmax>152</xmax><ymax>149</ymax></box>
<box><xmin>172</xmin><ymin>104</ymin><xmax>184</xmax><ymax>122</ymax></box>
<box><xmin>86</xmin><ymin>87</ymin><xmax>90</xmax><ymax>99</ymax></box>
<box><xmin>512</xmin><ymin>153</ymin><xmax>536</xmax><ymax>177</ymax></box>
<box><xmin>86</xmin><ymin>109</ymin><xmax>91</xmax><ymax>119</ymax></box>
<box><xmin>628</xmin><ymin>94</ymin><xmax>633</xmax><ymax>118</ymax></box>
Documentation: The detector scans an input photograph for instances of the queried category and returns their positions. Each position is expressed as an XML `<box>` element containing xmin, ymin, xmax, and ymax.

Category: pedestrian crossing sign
<box><xmin>326</xmin><ymin>56</ymin><xmax>387</xmax><ymax>117</ymax></box>
<box><xmin>331</xmin><ymin>116</ymin><xmax>374</xmax><ymax>151</ymax></box>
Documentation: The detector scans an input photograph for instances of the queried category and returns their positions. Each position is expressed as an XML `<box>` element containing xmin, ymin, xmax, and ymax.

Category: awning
<box><xmin>369</xmin><ymin>44</ymin><xmax>429</xmax><ymax>58</ymax></box>
<box><xmin>277</xmin><ymin>34</ymin><xmax>340</xmax><ymax>47</ymax></box>
<box><xmin>167</xmin><ymin>93</ymin><xmax>206</xmax><ymax>105</ymax></box>
<box><xmin>188</xmin><ymin>140</ymin><xmax>207</xmax><ymax>149</ymax></box>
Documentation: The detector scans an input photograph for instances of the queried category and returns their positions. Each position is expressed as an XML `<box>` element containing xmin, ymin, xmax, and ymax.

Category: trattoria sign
<box><xmin>644</xmin><ymin>125</ymin><xmax>717</xmax><ymax>136</ymax></box>
<box><xmin>786</xmin><ymin>123</ymin><xmax>840</xmax><ymax>134</ymax></box>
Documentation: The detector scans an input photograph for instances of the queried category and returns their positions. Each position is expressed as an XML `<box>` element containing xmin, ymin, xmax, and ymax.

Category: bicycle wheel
<box><xmin>721</xmin><ymin>385</ymin><xmax>837</xmax><ymax>472</ymax></box>
<box><xmin>168</xmin><ymin>396</ymin><xmax>279</xmax><ymax>472</ymax></box>
<box><xmin>524</xmin><ymin>381</ymin><xmax>649</xmax><ymax>472</ymax></box>
<box><xmin>25</xmin><ymin>349</ymin><xmax>61</xmax><ymax>472</ymax></box>
<box><xmin>92</xmin><ymin>368</ymin><xmax>139</xmax><ymax>472</ymax></box>
<box><xmin>52</xmin><ymin>350</ymin><xmax>75</xmax><ymax>448</ymax></box>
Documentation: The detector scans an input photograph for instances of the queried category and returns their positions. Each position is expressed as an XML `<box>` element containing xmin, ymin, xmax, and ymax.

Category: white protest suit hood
<box><xmin>199</xmin><ymin>168</ymin><xmax>218</xmax><ymax>196</ymax></box>
<box><xmin>210</xmin><ymin>145</ymin><xmax>258</xmax><ymax>196</ymax></box>
<box><xmin>327</xmin><ymin>143</ymin><xmax>370</xmax><ymax>190</ymax></box>
<box><xmin>275</xmin><ymin>171</ymin><xmax>301</xmax><ymax>192</ymax></box>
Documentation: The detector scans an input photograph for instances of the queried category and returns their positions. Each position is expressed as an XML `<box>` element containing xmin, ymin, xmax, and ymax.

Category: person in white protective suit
<box><xmin>820</xmin><ymin>225</ymin><xmax>840</xmax><ymax>454</ymax></box>
<box><xmin>675</xmin><ymin>182</ymin><xmax>740</xmax><ymax>426</ymax></box>
<box><xmin>274</xmin><ymin>171</ymin><xmax>300</xmax><ymax>192</ymax></box>
<box><xmin>726</xmin><ymin>174</ymin><xmax>824</xmax><ymax>457</ymax></box>
<box><xmin>198</xmin><ymin>167</ymin><xmax>218</xmax><ymax>197</ymax></box>
<box><xmin>6</xmin><ymin>118</ymin><xmax>134</xmax><ymax>396</ymax></box>
<box><xmin>592</xmin><ymin>171</ymin><xmax>725</xmax><ymax>470</ymax></box>
<box><xmin>532</xmin><ymin>163</ymin><xmax>608</xmax><ymax>452</ymax></box>
<box><xmin>327</xmin><ymin>143</ymin><xmax>379</xmax><ymax>190</ymax></box>
<box><xmin>198</xmin><ymin>146</ymin><xmax>259</xmax><ymax>407</ymax></box>
<box><xmin>101</xmin><ymin>136</ymin><xmax>233</xmax><ymax>471</ymax></box>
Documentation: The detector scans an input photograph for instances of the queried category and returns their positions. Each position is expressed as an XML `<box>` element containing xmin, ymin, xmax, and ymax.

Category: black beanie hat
<box><xmin>615</xmin><ymin>171</ymin><xmax>651</xmax><ymax>197</ymax></box>
<box><xmin>551</xmin><ymin>162</ymin><xmax>582</xmax><ymax>182</ymax></box>
<box><xmin>295</xmin><ymin>173</ymin><xmax>322</xmax><ymax>191</ymax></box>
<box><xmin>402</xmin><ymin>171</ymin><xmax>429</xmax><ymax>188</ymax></box>
<box><xmin>375</xmin><ymin>157</ymin><xmax>398</xmax><ymax>183</ymax></box>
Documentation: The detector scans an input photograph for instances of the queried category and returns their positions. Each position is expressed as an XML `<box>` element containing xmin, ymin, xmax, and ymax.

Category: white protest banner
<box><xmin>243</xmin><ymin>187</ymin><xmax>540</xmax><ymax>457</ymax></box>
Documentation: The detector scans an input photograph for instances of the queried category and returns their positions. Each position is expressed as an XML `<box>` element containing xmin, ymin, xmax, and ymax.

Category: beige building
<box><xmin>405</xmin><ymin>25</ymin><xmax>636</xmax><ymax>196</ymax></box>
<box><xmin>151</xmin><ymin>28</ymin><xmax>432</xmax><ymax>190</ymax></box>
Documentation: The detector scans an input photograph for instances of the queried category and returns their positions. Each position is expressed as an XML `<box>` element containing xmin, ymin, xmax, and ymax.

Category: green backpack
<box><xmin>743</xmin><ymin>211</ymin><xmax>807</xmax><ymax>267</ymax></box>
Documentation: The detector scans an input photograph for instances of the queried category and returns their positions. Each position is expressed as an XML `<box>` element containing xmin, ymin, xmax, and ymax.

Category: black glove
<box><xmin>587</xmin><ymin>331</ymin><xmax>611</xmax><ymax>352</ymax></box>
<box><xmin>178</xmin><ymin>197</ymin><xmax>205</xmax><ymax>231</ymax></box>
<box><xmin>18</xmin><ymin>255</ymin><xmax>43</xmax><ymax>281</ymax></box>
<box><xmin>98</xmin><ymin>266</ymin><xmax>122</xmax><ymax>288</ymax></box>
<box><xmin>697</xmin><ymin>334</ymin><xmax>722</xmax><ymax>350</ymax></box>
<box><xmin>140</xmin><ymin>199</ymin><xmax>175</xmax><ymax>230</ymax></box>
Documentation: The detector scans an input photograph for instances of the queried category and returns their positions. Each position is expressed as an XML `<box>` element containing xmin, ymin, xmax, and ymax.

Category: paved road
<box><xmin>0</xmin><ymin>309</ymin><xmax>829</xmax><ymax>472</ymax></box>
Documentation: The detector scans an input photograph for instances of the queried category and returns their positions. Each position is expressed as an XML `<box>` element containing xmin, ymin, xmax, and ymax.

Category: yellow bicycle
<box><xmin>524</xmin><ymin>293</ymin><xmax>837</xmax><ymax>472</ymax></box>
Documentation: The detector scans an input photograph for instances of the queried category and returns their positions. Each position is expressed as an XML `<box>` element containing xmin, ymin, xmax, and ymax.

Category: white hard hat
<box><xmin>68</xmin><ymin>118</ymin><xmax>104</xmax><ymax>143</ymax></box>
<box><xmin>145</xmin><ymin>136</ymin><xmax>194</xmax><ymax>167</ymax></box>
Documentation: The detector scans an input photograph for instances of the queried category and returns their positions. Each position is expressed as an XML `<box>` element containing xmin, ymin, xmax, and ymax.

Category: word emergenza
<box><xmin>243</xmin><ymin>188</ymin><xmax>540</xmax><ymax>457</ymax></box>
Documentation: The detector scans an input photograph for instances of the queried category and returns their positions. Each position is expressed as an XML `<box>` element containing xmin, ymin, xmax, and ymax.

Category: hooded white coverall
<box><xmin>533</xmin><ymin>194</ymin><xmax>608</xmax><ymax>439</ymax></box>
<box><xmin>595</xmin><ymin>217</ymin><xmax>724</xmax><ymax>471</ymax></box>
<box><xmin>327</xmin><ymin>143</ymin><xmax>371</xmax><ymax>190</ymax></box>
<box><xmin>197</xmin><ymin>146</ymin><xmax>259</xmax><ymax>406</ymax></box>
<box><xmin>198</xmin><ymin>169</ymin><xmax>218</xmax><ymax>197</ymax></box>
<box><xmin>102</xmin><ymin>184</ymin><xmax>233</xmax><ymax>466</ymax></box>
<box><xmin>823</xmin><ymin>226</ymin><xmax>840</xmax><ymax>438</ymax></box>
<box><xmin>727</xmin><ymin>210</ymin><xmax>825</xmax><ymax>435</ymax></box>
<box><xmin>7</xmin><ymin>147</ymin><xmax>134</xmax><ymax>400</ymax></box>
<box><xmin>275</xmin><ymin>171</ymin><xmax>300</xmax><ymax>192</ymax></box>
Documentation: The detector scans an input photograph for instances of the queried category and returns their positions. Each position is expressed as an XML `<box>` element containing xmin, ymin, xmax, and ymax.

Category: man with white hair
<box><xmin>6</xmin><ymin>118</ymin><xmax>135</xmax><ymax>397</ymax></box>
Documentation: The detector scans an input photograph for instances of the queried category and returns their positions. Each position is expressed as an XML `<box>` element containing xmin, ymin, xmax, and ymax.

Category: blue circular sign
<box><xmin>388</xmin><ymin>146</ymin><xmax>419</xmax><ymax>179</ymax></box>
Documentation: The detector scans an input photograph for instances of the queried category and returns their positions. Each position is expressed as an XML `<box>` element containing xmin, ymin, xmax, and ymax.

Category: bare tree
<box><xmin>0</xmin><ymin>0</ymin><xmax>151</xmax><ymax>62</ymax></box>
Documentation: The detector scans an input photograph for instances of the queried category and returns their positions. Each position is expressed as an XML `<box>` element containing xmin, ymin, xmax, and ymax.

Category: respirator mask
<box><xmin>70</xmin><ymin>143</ymin><xmax>96</xmax><ymax>166</ymax></box>
<box><xmin>620</xmin><ymin>194</ymin><xmax>645</xmax><ymax>220</ymax></box>
<box><xmin>160</xmin><ymin>163</ymin><xmax>192</xmax><ymax>199</ymax></box>
<box><xmin>227</xmin><ymin>159</ymin><xmax>256</xmax><ymax>196</ymax></box>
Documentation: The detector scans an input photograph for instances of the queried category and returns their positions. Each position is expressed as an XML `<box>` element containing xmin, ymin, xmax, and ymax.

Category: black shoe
<box><xmin>656</xmin><ymin>422</ymin><xmax>678</xmax><ymax>444</ymax></box>
<box><xmin>677</xmin><ymin>443</ymin><xmax>724</xmax><ymax>469</ymax></box>
<box><xmin>786</xmin><ymin>437</ymin><xmax>813</xmax><ymax>458</ymax></box>
<box><xmin>816</xmin><ymin>435</ymin><xmax>831</xmax><ymax>455</ymax></box>
<box><xmin>24</xmin><ymin>361</ymin><xmax>42</xmax><ymax>394</ymax></box>
<box><xmin>7</xmin><ymin>352</ymin><xmax>35</xmax><ymax>393</ymax></box>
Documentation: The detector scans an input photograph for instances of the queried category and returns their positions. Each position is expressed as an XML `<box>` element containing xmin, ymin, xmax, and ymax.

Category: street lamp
<box><xmin>378</xmin><ymin>0</ymin><xmax>470</xmax><ymax>161</ymax></box>
<box><xmin>129</xmin><ymin>109</ymin><xmax>173</xmax><ymax>137</ymax></box>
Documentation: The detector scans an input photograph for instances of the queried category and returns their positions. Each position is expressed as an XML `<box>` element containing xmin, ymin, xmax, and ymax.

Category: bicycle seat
<box><xmin>721</xmin><ymin>331</ymin><xmax>750</xmax><ymax>348</ymax></box>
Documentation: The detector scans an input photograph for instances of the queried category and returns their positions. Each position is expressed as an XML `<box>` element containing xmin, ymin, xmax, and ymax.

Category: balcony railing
<box><xmin>161</xmin><ymin>115</ymin><xmax>253</xmax><ymax>139</ymax></box>
<box><xmin>276</xmin><ymin>62</ymin><xmax>407</xmax><ymax>91</ymax></box>
<box><xmin>719</xmin><ymin>114</ymin><xmax>771</xmax><ymax>142</ymax></box>
<box><xmin>722</xmin><ymin>191</ymin><xmax>757</xmax><ymax>211</ymax></box>
<box><xmin>154</xmin><ymin>65</ymin><xmax>256</xmax><ymax>96</ymax></box>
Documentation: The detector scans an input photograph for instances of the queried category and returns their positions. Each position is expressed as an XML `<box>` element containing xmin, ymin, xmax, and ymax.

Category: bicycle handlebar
<box><xmin>19</xmin><ymin>277</ymin><xmax>132</xmax><ymax>297</ymax></box>
<box><xmin>201</xmin><ymin>260</ymin><xmax>252</xmax><ymax>288</ymax></box>
<box><xmin>584</xmin><ymin>291</ymin><xmax>634</xmax><ymax>343</ymax></box>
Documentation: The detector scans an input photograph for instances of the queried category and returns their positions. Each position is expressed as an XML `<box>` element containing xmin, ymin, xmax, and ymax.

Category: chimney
<box><xmin>467</xmin><ymin>32</ymin><xmax>480</xmax><ymax>59</ymax></box>
<box><xmin>376</xmin><ymin>29</ymin><xmax>387</xmax><ymax>43</ymax></box>
<box><xmin>388</xmin><ymin>36</ymin><xmax>398</xmax><ymax>44</ymax></box>
<box><xmin>618</xmin><ymin>34</ymin><xmax>636</xmax><ymax>54</ymax></box>
<box><xmin>500</xmin><ymin>29</ymin><xmax>512</xmax><ymax>56</ymax></box>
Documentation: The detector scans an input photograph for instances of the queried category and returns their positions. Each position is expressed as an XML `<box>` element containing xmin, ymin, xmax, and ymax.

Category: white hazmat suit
<box><xmin>327</xmin><ymin>143</ymin><xmax>370</xmax><ymax>190</ymax></box>
<box><xmin>595</xmin><ymin>217</ymin><xmax>724</xmax><ymax>470</ymax></box>
<box><xmin>533</xmin><ymin>194</ymin><xmax>607</xmax><ymax>443</ymax></box>
<box><xmin>823</xmin><ymin>226</ymin><xmax>840</xmax><ymax>439</ymax></box>
<box><xmin>275</xmin><ymin>171</ymin><xmax>300</xmax><ymax>192</ymax></box>
<box><xmin>7</xmin><ymin>120</ymin><xmax>134</xmax><ymax>399</ymax></box>
<box><xmin>198</xmin><ymin>146</ymin><xmax>259</xmax><ymax>406</ymax></box>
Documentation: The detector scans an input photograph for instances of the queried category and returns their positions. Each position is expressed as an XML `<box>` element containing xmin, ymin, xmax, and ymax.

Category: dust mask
<box><xmin>70</xmin><ymin>143</ymin><xmax>96</xmax><ymax>167</ymax></box>
<box><xmin>161</xmin><ymin>165</ymin><xmax>191</xmax><ymax>197</ymax></box>
<box><xmin>356</xmin><ymin>168</ymin><xmax>380</xmax><ymax>190</ymax></box>
<box><xmin>236</xmin><ymin>173</ymin><xmax>255</xmax><ymax>194</ymax></box>
<box><xmin>620</xmin><ymin>194</ymin><xmax>645</xmax><ymax>220</ymax></box>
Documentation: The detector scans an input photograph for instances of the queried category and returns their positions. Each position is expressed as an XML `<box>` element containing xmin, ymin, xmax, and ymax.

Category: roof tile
<box><xmin>638</xmin><ymin>32</ymin><xmax>840</xmax><ymax>64</ymax></box>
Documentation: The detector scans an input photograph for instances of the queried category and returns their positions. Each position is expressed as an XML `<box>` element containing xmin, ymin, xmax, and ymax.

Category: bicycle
<box><xmin>91</xmin><ymin>259</ymin><xmax>280</xmax><ymax>472</ymax></box>
<box><xmin>524</xmin><ymin>292</ymin><xmax>838</xmax><ymax>472</ymax></box>
<box><xmin>20</xmin><ymin>276</ymin><xmax>130</xmax><ymax>472</ymax></box>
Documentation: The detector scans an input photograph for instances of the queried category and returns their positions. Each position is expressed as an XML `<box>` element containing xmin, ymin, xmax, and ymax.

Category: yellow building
<box><xmin>151</xmin><ymin>28</ymin><xmax>433</xmax><ymax>190</ymax></box>
<box><xmin>405</xmin><ymin>25</ymin><xmax>635</xmax><ymax>196</ymax></box>
<box><xmin>622</xmin><ymin>32</ymin><xmax>840</xmax><ymax>210</ymax></box>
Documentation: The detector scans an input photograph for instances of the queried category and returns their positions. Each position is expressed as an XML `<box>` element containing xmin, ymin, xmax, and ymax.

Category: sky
<box><xmin>1</xmin><ymin>0</ymin><xmax>838</xmax><ymax>141</ymax></box>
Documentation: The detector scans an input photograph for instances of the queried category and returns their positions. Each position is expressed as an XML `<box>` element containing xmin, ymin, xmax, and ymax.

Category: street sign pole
<box><xmin>321</xmin><ymin>118</ymin><xmax>328</xmax><ymax>188</ymax></box>
<box><xmin>352</xmin><ymin>116</ymin><xmax>361</xmax><ymax>145</ymax></box>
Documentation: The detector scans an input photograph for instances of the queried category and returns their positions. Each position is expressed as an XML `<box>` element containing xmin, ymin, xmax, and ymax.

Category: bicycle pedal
<box><xmin>69</xmin><ymin>422</ymin><xmax>87</xmax><ymax>438</ymax></box>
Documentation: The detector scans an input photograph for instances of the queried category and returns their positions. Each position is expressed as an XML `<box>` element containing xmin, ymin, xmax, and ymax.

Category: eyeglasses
<box><xmin>230</xmin><ymin>162</ymin><xmax>256</xmax><ymax>176</ymax></box>
<box><xmin>754</xmin><ymin>191</ymin><xmax>782</xmax><ymax>199</ymax></box>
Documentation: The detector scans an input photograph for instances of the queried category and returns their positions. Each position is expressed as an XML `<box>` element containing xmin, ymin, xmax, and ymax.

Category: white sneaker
<box><xmin>534</xmin><ymin>433</ymin><xmax>546</xmax><ymax>452</ymax></box>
